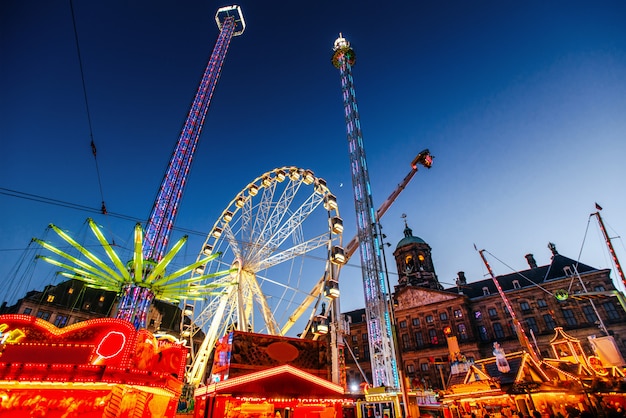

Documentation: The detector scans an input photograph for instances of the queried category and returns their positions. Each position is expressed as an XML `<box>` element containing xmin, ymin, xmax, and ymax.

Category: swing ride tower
<box><xmin>114</xmin><ymin>5</ymin><xmax>246</xmax><ymax>327</ymax></box>
<box><xmin>331</xmin><ymin>34</ymin><xmax>400</xmax><ymax>389</ymax></box>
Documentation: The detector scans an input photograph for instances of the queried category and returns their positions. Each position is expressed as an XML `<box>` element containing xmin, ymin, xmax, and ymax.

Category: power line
<box><xmin>0</xmin><ymin>187</ymin><xmax>207</xmax><ymax>238</ymax></box>
<box><xmin>69</xmin><ymin>0</ymin><xmax>108</xmax><ymax>215</ymax></box>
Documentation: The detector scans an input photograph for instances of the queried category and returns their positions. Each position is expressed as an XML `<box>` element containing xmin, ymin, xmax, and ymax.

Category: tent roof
<box><xmin>195</xmin><ymin>364</ymin><xmax>345</xmax><ymax>397</ymax></box>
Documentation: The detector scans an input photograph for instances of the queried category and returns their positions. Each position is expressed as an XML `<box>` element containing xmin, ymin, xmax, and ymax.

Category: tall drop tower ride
<box><xmin>332</xmin><ymin>34</ymin><xmax>400</xmax><ymax>389</ymax></box>
<box><xmin>115</xmin><ymin>5</ymin><xmax>246</xmax><ymax>327</ymax></box>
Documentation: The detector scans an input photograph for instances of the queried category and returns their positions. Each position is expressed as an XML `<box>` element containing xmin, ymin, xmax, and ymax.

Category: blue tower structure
<box><xmin>116</xmin><ymin>5</ymin><xmax>246</xmax><ymax>327</ymax></box>
<box><xmin>331</xmin><ymin>34</ymin><xmax>400</xmax><ymax>389</ymax></box>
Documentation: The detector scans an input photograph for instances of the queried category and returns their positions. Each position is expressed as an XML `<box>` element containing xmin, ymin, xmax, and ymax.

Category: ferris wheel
<box><xmin>184</xmin><ymin>167</ymin><xmax>345</xmax><ymax>385</ymax></box>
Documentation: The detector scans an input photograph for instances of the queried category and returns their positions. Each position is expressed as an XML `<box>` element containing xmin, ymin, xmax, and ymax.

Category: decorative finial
<box><xmin>548</xmin><ymin>242</ymin><xmax>558</xmax><ymax>256</ymax></box>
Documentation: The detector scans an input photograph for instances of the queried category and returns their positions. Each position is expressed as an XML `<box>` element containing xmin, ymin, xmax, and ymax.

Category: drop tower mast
<box><xmin>331</xmin><ymin>34</ymin><xmax>400</xmax><ymax>389</ymax></box>
<box><xmin>115</xmin><ymin>6</ymin><xmax>246</xmax><ymax>327</ymax></box>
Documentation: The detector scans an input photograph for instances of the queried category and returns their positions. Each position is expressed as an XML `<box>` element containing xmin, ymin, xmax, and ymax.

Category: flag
<box><xmin>595</xmin><ymin>202</ymin><xmax>603</xmax><ymax>211</ymax></box>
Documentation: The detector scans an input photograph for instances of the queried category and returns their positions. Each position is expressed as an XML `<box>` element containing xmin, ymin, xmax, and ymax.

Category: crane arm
<box><xmin>344</xmin><ymin>149</ymin><xmax>432</xmax><ymax>259</ymax></box>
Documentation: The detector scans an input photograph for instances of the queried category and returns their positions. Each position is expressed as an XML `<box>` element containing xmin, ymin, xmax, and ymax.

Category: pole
<box><xmin>477</xmin><ymin>249</ymin><xmax>541</xmax><ymax>363</ymax></box>
<box><xmin>592</xmin><ymin>209</ymin><xmax>626</xmax><ymax>288</ymax></box>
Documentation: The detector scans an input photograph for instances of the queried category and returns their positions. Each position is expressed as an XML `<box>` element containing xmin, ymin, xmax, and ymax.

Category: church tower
<box><xmin>393</xmin><ymin>220</ymin><xmax>441</xmax><ymax>290</ymax></box>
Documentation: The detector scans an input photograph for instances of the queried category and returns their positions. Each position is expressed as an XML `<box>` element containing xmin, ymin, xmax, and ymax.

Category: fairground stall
<box><xmin>442</xmin><ymin>351</ymin><xmax>591</xmax><ymax>417</ymax></box>
<box><xmin>194</xmin><ymin>331</ymin><xmax>355</xmax><ymax>418</ymax></box>
<box><xmin>0</xmin><ymin>314</ymin><xmax>187</xmax><ymax>417</ymax></box>
<box><xmin>355</xmin><ymin>386</ymin><xmax>406</xmax><ymax>418</ymax></box>
<box><xmin>442</xmin><ymin>327</ymin><xmax>626</xmax><ymax>417</ymax></box>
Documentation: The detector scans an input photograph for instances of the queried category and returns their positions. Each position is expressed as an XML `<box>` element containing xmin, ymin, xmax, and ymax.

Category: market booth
<box><xmin>0</xmin><ymin>314</ymin><xmax>187</xmax><ymax>417</ymax></box>
<box><xmin>194</xmin><ymin>331</ymin><xmax>354</xmax><ymax>418</ymax></box>
<box><xmin>441</xmin><ymin>327</ymin><xmax>626</xmax><ymax>417</ymax></box>
<box><xmin>194</xmin><ymin>364</ymin><xmax>350</xmax><ymax>418</ymax></box>
<box><xmin>441</xmin><ymin>351</ymin><xmax>590</xmax><ymax>417</ymax></box>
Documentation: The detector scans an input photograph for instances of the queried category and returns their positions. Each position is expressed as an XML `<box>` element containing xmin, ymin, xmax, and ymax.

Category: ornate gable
<box><xmin>395</xmin><ymin>286</ymin><xmax>465</xmax><ymax>309</ymax></box>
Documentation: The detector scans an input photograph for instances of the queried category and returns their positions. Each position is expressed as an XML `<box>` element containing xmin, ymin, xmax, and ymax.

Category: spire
<box><xmin>402</xmin><ymin>213</ymin><xmax>413</xmax><ymax>238</ymax></box>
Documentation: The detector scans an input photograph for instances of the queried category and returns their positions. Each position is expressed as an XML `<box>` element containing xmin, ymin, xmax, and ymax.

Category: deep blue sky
<box><xmin>2</xmin><ymin>1</ymin><xmax>626</xmax><ymax>312</ymax></box>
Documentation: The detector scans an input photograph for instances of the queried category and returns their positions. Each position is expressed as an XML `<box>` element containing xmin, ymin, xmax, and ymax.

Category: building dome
<box><xmin>395</xmin><ymin>224</ymin><xmax>426</xmax><ymax>249</ymax></box>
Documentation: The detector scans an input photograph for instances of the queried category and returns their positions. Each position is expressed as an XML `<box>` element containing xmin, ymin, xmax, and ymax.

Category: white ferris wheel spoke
<box><xmin>258</xmin><ymin>233</ymin><xmax>330</xmax><ymax>271</ymax></box>
<box><xmin>248</xmin><ymin>190</ymin><xmax>323</xmax><ymax>267</ymax></box>
<box><xmin>250</xmin><ymin>179</ymin><xmax>301</xmax><ymax>251</ymax></box>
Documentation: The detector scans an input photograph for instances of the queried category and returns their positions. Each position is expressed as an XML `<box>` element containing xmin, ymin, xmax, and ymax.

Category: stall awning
<box><xmin>195</xmin><ymin>364</ymin><xmax>345</xmax><ymax>397</ymax></box>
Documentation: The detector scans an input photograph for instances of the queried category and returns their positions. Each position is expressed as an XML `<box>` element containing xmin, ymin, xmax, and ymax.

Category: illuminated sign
<box><xmin>0</xmin><ymin>323</ymin><xmax>26</xmax><ymax>345</ymax></box>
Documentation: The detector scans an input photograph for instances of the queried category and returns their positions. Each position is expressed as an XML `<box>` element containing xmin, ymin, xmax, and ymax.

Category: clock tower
<box><xmin>393</xmin><ymin>221</ymin><xmax>441</xmax><ymax>290</ymax></box>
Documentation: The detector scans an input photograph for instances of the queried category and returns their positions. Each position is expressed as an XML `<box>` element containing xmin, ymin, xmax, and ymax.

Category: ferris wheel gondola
<box><xmin>183</xmin><ymin>167</ymin><xmax>345</xmax><ymax>385</ymax></box>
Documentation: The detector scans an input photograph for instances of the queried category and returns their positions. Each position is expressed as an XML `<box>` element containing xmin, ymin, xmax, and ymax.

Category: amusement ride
<box><xmin>28</xmin><ymin>4</ymin><xmax>347</xmax><ymax>391</ymax></box>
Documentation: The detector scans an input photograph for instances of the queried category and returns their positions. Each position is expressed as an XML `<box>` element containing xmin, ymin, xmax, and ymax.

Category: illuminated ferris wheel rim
<box><xmin>197</xmin><ymin>166</ymin><xmax>345</xmax><ymax>264</ymax></box>
<box><xmin>185</xmin><ymin>165</ymin><xmax>346</xmax><ymax>335</ymax></box>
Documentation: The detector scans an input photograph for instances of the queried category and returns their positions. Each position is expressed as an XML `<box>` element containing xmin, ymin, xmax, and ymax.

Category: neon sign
<box><xmin>0</xmin><ymin>323</ymin><xmax>26</xmax><ymax>344</ymax></box>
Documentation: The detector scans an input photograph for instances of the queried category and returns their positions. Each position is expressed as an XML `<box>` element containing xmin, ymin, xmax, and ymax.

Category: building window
<box><xmin>457</xmin><ymin>323</ymin><xmax>468</xmax><ymax>340</ymax></box>
<box><xmin>488</xmin><ymin>308</ymin><xmax>498</xmax><ymax>318</ymax></box>
<box><xmin>562</xmin><ymin>309</ymin><xmax>577</xmax><ymax>326</ymax></box>
<box><xmin>429</xmin><ymin>329</ymin><xmax>439</xmax><ymax>345</ymax></box>
<box><xmin>482</xmin><ymin>287</ymin><xmax>490</xmax><ymax>296</ymax></box>
<box><xmin>526</xmin><ymin>317</ymin><xmax>539</xmax><ymax>334</ymax></box>
<box><xmin>439</xmin><ymin>312</ymin><xmax>448</xmax><ymax>321</ymax></box>
<box><xmin>453</xmin><ymin>309</ymin><xmax>463</xmax><ymax>319</ymax></box>
<box><xmin>543</xmin><ymin>314</ymin><xmax>556</xmax><ymax>330</ymax></box>
<box><xmin>99</xmin><ymin>295</ymin><xmax>106</xmax><ymax>303</ymax></box>
<box><xmin>352</xmin><ymin>335</ymin><xmax>358</xmax><ymax>343</ymax></box>
<box><xmin>512</xmin><ymin>280</ymin><xmax>521</xmax><ymax>289</ymax></box>
<box><xmin>407</xmin><ymin>364</ymin><xmax>415</xmax><ymax>374</ymax></box>
<box><xmin>353</xmin><ymin>345</ymin><xmax>360</xmax><ymax>358</ymax></box>
<box><xmin>509</xmin><ymin>321</ymin><xmax>517</xmax><ymax>335</ymax></box>
<box><xmin>582</xmin><ymin>305</ymin><xmax>598</xmax><ymax>324</ymax></box>
<box><xmin>46</xmin><ymin>295</ymin><xmax>55</xmax><ymax>303</ymax></box>
<box><xmin>415</xmin><ymin>332</ymin><xmax>425</xmax><ymax>348</ymax></box>
<box><xmin>402</xmin><ymin>333</ymin><xmax>411</xmax><ymax>350</ymax></box>
<box><xmin>563</xmin><ymin>266</ymin><xmax>572</xmax><ymax>276</ymax></box>
<box><xmin>68</xmin><ymin>287</ymin><xmax>74</xmax><ymax>294</ymax></box>
<box><xmin>478</xmin><ymin>325</ymin><xmax>489</xmax><ymax>341</ymax></box>
<box><xmin>426</xmin><ymin>315</ymin><xmax>434</xmax><ymax>324</ymax></box>
<box><xmin>400</xmin><ymin>320</ymin><xmax>407</xmax><ymax>328</ymax></box>
<box><xmin>604</xmin><ymin>302</ymin><xmax>620</xmax><ymax>320</ymax></box>
<box><xmin>53</xmin><ymin>315</ymin><xmax>68</xmax><ymax>328</ymax></box>
<box><xmin>493</xmin><ymin>322</ymin><xmax>505</xmax><ymax>339</ymax></box>
<box><xmin>412</xmin><ymin>317</ymin><xmax>420</xmax><ymax>327</ymax></box>
<box><xmin>362</xmin><ymin>333</ymin><xmax>368</xmax><ymax>341</ymax></box>
<box><xmin>421</xmin><ymin>363</ymin><xmax>429</xmax><ymax>371</ymax></box>
<box><xmin>537</xmin><ymin>299</ymin><xmax>548</xmax><ymax>308</ymax></box>
<box><xmin>594</xmin><ymin>285</ymin><xmax>606</xmax><ymax>292</ymax></box>
<box><xmin>36</xmin><ymin>310</ymin><xmax>51</xmax><ymax>321</ymax></box>
<box><xmin>474</xmin><ymin>311</ymin><xmax>482</xmax><ymax>320</ymax></box>
<box><xmin>520</xmin><ymin>301</ymin><xmax>531</xmax><ymax>312</ymax></box>
<box><xmin>23</xmin><ymin>307</ymin><xmax>32</xmax><ymax>315</ymax></box>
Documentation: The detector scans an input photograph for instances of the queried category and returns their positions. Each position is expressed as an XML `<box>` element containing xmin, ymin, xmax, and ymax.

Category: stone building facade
<box><xmin>343</xmin><ymin>223</ymin><xmax>626</xmax><ymax>392</ymax></box>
